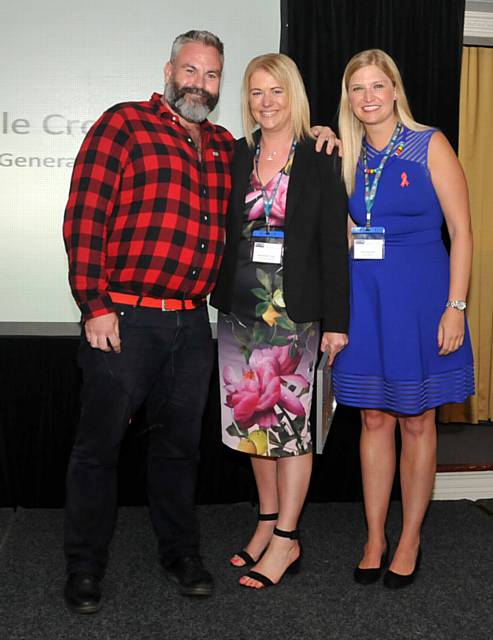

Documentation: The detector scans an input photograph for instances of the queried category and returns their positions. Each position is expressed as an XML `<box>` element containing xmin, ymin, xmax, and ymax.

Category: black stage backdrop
<box><xmin>0</xmin><ymin>336</ymin><xmax>388</xmax><ymax>508</ymax></box>
<box><xmin>281</xmin><ymin>0</ymin><xmax>465</xmax><ymax>151</ymax></box>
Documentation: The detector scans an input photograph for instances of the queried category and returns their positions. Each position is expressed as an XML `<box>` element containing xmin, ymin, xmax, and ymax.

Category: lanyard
<box><xmin>254</xmin><ymin>139</ymin><xmax>296</xmax><ymax>227</ymax></box>
<box><xmin>362</xmin><ymin>122</ymin><xmax>402</xmax><ymax>228</ymax></box>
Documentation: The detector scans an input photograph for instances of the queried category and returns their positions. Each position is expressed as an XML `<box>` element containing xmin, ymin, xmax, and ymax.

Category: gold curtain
<box><xmin>440</xmin><ymin>47</ymin><xmax>493</xmax><ymax>423</ymax></box>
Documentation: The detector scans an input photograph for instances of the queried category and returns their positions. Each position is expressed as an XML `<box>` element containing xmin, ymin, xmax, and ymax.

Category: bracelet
<box><xmin>446</xmin><ymin>300</ymin><xmax>467</xmax><ymax>311</ymax></box>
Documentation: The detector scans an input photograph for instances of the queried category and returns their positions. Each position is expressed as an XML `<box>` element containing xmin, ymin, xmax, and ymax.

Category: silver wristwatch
<box><xmin>446</xmin><ymin>300</ymin><xmax>467</xmax><ymax>311</ymax></box>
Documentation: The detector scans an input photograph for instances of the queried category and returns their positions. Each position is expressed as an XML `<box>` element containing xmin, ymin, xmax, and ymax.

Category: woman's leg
<box><xmin>358</xmin><ymin>409</ymin><xmax>397</xmax><ymax>568</ymax></box>
<box><xmin>230</xmin><ymin>455</ymin><xmax>278</xmax><ymax>566</ymax></box>
<box><xmin>239</xmin><ymin>452</ymin><xmax>312</xmax><ymax>587</ymax></box>
<box><xmin>391</xmin><ymin>408</ymin><xmax>436</xmax><ymax>574</ymax></box>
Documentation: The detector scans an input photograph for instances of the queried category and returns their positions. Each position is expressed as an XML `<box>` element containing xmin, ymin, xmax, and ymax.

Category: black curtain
<box><xmin>0</xmin><ymin>336</ymin><xmax>375</xmax><ymax>507</ymax></box>
<box><xmin>281</xmin><ymin>0</ymin><xmax>465</xmax><ymax>150</ymax></box>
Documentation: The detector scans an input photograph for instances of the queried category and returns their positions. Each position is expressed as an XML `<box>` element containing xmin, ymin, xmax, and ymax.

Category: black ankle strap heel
<box><xmin>231</xmin><ymin>513</ymin><xmax>279</xmax><ymax>568</ymax></box>
<box><xmin>241</xmin><ymin>526</ymin><xmax>302</xmax><ymax>587</ymax></box>
<box><xmin>273</xmin><ymin>527</ymin><xmax>301</xmax><ymax>574</ymax></box>
<box><xmin>273</xmin><ymin>527</ymin><xmax>299</xmax><ymax>540</ymax></box>
<box><xmin>258</xmin><ymin>512</ymin><xmax>279</xmax><ymax>521</ymax></box>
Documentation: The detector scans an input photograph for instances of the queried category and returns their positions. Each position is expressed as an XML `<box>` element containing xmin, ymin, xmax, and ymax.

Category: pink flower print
<box><xmin>245</xmin><ymin>187</ymin><xmax>264</xmax><ymax>221</ymax></box>
<box><xmin>223</xmin><ymin>358</ymin><xmax>280</xmax><ymax>428</ymax></box>
<box><xmin>223</xmin><ymin>344</ymin><xmax>308</xmax><ymax>429</ymax></box>
<box><xmin>267</xmin><ymin>344</ymin><xmax>302</xmax><ymax>375</ymax></box>
<box><xmin>245</xmin><ymin>173</ymin><xmax>288</xmax><ymax>225</ymax></box>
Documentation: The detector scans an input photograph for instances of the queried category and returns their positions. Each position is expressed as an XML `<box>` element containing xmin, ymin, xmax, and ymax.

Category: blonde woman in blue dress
<box><xmin>333</xmin><ymin>49</ymin><xmax>474</xmax><ymax>588</ymax></box>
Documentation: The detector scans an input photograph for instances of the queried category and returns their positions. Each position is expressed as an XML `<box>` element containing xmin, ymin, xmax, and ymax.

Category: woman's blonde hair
<box><xmin>338</xmin><ymin>49</ymin><xmax>428</xmax><ymax>194</ymax></box>
<box><xmin>241</xmin><ymin>53</ymin><xmax>312</xmax><ymax>147</ymax></box>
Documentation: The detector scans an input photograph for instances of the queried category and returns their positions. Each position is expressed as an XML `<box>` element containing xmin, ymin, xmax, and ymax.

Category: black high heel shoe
<box><xmin>383</xmin><ymin>548</ymin><xmax>421</xmax><ymax>589</ymax></box>
<box><xmin>230</xmin><ymin>512</ymin><xmax>278</xmax><ymax>567</ymax></box>
<box><xmin>353</xmin><ymin>534</ymin><xmax>390</xmax><ymax>585</ymax></box>
<box><xmin>240</xmin><ymin>527</ymin><xmax>301</xmax><ymax>588</ymax></box>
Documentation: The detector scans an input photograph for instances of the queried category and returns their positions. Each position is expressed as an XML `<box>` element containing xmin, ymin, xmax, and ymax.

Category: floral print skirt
<box><xmin>218</xmin><ymin>236</ymin><xmax>319</xmax><ymax>457</ymax></box>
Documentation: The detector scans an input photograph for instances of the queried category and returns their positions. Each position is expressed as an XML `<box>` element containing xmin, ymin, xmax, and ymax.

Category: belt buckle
<box><xmin>161</xmin><ymin>299</ymin><xmax>166</xmax><ymax>311</ymax></box>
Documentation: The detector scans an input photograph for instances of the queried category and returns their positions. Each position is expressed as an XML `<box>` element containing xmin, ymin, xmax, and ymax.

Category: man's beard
<box><xmin>164</xmin><ymin>79</ymin><xmax>219</xmax><ymax>123</ymax></box>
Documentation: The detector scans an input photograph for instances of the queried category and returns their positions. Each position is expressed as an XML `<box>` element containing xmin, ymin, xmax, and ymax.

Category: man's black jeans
<box><xmin>64</xmin><ymin>303</ymin><xmax>214</xmax><ymax>577</ymax></box>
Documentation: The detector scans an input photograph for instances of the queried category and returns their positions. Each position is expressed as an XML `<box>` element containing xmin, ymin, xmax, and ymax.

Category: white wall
<box><xmin>0</xmin><ymin>0</ymin><xmax>280</xmax><ymax>321</ymax></box>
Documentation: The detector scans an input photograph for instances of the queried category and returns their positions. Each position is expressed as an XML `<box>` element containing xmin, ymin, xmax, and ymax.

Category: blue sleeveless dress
<box><xmin>332</xmin><ymin>127</ymin><xmax>474</xmax><ymax>415</ymax></box>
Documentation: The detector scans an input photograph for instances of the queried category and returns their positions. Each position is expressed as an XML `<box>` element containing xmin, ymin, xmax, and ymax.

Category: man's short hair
<box><xmin>170</xmin><ymin>30</ymin><xmax>224</xmax><ymax>67</ymax></box>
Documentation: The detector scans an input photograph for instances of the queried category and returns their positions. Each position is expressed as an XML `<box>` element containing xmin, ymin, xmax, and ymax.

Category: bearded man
<box><xmin>62</xmin><ymin>30</ymin><xmax>233</xmax><ymax>612</ymax></box>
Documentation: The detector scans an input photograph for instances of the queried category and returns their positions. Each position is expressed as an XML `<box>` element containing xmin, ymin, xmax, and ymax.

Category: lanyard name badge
<box><xmin>251</xmin><ymin>229</ymin><xmax>284</xmax><ymax>264</ymax></box>
<box><xmin>352</xmin><ymin>122</ymin><xmax>402</xmax><ymax>260</ymax></box>
<box><xmin>251</xmin><ymin>140</ymin><xmax>296</xmax><ymax>265</ymax></box>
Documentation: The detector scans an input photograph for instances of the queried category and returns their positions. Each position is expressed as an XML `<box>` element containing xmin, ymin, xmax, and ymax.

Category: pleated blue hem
<box><xmin>332</xmin><ymin>364</ymin><xmax>475</xmax><ymax>415</ymax></box>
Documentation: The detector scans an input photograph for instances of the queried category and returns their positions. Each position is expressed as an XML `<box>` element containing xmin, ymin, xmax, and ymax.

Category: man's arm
<box><xmin>63</xmin><ymin>108</ymin><xmax>130</xmax><ymax>322</ymax></box>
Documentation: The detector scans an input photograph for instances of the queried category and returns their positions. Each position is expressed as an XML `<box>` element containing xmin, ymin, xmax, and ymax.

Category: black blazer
<box><xmin>210</xmin><ymin>134</ymin><xmax>349</xmax><ymax>333</ymax></box>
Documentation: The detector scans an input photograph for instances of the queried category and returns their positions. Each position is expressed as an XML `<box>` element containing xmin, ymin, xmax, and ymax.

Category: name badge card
<box><xmin>251</xmin><ymin>229</ymin><xmax>284</xmax><ymax>264</ymax></box>
<box><xmin>351</xmin><ymin>226</ymin><xmax>385</xmax><ymax>260</ymax></box>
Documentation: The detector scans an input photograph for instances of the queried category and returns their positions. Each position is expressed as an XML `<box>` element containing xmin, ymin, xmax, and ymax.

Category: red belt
<box><xmin>109</xmin><ymin>291</ymin><xmax>204</xmax><ymax>311</ymax></box>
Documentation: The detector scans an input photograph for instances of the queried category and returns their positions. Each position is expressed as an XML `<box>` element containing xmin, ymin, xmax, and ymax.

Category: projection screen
<box><xmin>0</xmin><ymin>0</ymin><xmax>280</xmax><ymax>322</ymax></box>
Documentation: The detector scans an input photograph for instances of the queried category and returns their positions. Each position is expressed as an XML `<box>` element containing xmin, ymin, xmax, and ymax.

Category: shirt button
<box><xmin>200</xmin><ymin>242</ymin><xmax>206</xmax><ymax>249</ymax></box>
<box><xmin>202</xmin><ymin>187</ymin><xmax>207</xmax><ymax>195</ymax></box>
<box><xmin>203</xmin><ymin>214</ymin><xmax>208</xmax><ymax>222</ymax></box>
<box><xmin>187</xmin><ymin>137</ymin><xmax>192</xmax><ymax>143</ymax></box>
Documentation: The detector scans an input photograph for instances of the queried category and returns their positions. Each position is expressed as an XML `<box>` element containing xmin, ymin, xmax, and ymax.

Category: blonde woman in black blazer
<box><xmin>210</xmin><ymin>53</ymin><xmax>349</xmax><ymax>589</ymax></box>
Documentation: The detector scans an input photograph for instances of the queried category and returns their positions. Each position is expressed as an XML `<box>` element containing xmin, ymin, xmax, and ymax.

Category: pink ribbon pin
<box><xmin>400</xmin><ymin>172</ymin><xmax>410</xmax><ymax>187</ymax></box>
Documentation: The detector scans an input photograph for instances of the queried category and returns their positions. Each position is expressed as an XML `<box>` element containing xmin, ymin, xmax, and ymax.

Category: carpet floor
<box><xmin>0</xmin><ymin>501</ymin><xmax>491</xmax><ymax>640</ymax></box>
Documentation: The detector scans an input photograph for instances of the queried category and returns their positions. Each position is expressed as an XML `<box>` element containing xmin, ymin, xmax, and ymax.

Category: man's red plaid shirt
<box><xmin>63</xmin><ymin>93</ymin><xmax>234</xmax><ymax>320</ymax></box>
